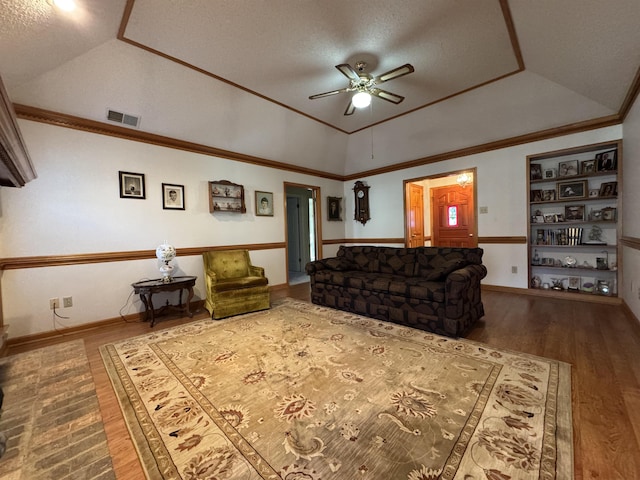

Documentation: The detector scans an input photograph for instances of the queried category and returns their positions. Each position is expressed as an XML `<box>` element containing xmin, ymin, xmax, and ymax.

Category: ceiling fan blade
<box><xmin>371</xmin><ymin>89</ymin><xmax>405</xmax><ymax>104</ymax></box>
<box><xmin>335</xmin><ymin>64</ymin><xmax>362</xmax><ymax>83</ymax></box>
<box><xmin>344</xmin><ymin>100</ymin><xmax>356</xmax><ymax>116</ymax></box>
<box><xmin>309</xmin><ymin>87</ymin><xmax>349</xmax><ymax>100</ymax></box>
<box><xmin>375</xmin><ymin>63</ymin><xmax>414</xmax><ymax>84</ymax></box>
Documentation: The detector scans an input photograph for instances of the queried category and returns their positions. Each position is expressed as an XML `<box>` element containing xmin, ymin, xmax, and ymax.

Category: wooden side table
<box><xmin>132</xmin><ymin>276</ymin><xmax>197</xmax><ymax>327</ymax></box>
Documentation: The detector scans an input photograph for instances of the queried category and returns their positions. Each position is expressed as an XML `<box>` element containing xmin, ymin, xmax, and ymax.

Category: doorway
<box><xmin>284</xmin><ymin>183</ymin><xmax>321</xmax><ymax>285</ymax></box>
<box><xmin>404</xmin><ymin>169</ymin><xmax>477</xmax><ymax>247</ymax></box>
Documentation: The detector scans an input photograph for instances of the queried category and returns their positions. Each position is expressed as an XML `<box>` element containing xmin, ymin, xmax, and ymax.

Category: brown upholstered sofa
<box><xmin>305</xmin><ymin>245</ymin><xmax>487</xmax><ymax>337</ymax></box>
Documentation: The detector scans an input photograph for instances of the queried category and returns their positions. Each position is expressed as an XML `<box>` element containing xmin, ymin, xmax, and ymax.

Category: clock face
<box><xmin>357</xmin><ymin>190</ymin><xmax>365</xmax><ymax>199</ymax></box>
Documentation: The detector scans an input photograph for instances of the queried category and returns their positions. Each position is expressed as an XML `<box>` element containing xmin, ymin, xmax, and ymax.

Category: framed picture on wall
<box><xmin>162</xmin><ymin>183</ymin><xmax>185</xmax><ymax>210</ymax></box>
<box><xmin>255</xmin><ymin>191</ymin><xmax>274</xmax><ymax>216</ymax></box>
<box><xmin>119</xmin><ymin>171</ymin><xmax>146</xmax><ymax>199</ymax></box>
<box><xmin>327</xmin><ymin>196</ymin><xmax>342</xmax><ymax>221</ymax></box>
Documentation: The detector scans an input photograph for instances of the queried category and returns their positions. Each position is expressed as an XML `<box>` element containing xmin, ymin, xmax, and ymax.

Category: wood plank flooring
<box><xmin>6</xmin><ymin>284</ymin><xmax>640</xmax><ymax>480</ymax></box>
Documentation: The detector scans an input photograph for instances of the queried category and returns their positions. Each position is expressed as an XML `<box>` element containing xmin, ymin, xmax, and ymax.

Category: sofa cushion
<box><xmin>323</xmin><ymin>257</ymin><xmax>352</xmax><ymax>271</ymax></box>
<box><xmin>419</xmin><ymin>258</ymin><xmax>469</xmax><ymax>281</ymax></box>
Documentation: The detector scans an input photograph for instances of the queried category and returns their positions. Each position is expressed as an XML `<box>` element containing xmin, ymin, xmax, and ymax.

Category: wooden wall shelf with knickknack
<box><xmin>527</xmin><ymin>140</ymin><xmax>621</xmax><ymax>300</ymax></box>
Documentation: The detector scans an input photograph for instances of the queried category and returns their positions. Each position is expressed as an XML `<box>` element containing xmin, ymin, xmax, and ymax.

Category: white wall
<box><xmin>0</xmin><ymin>118</ymin><xmax>628</xmax><ymax>340</ymax></box>
<box><xmin>622</xmin><ymin>95</ymin><xmax>640</xmax><ymax>322</ymax></box>
<box><xmin>0</xmin><ymin>120</ymin><xmax>343</xmax><ymax>338</ymax></box>
<box><xmin>342</xmin><ymin>126</ymin><xmax>623</xmax><ymax>289</ymax></box>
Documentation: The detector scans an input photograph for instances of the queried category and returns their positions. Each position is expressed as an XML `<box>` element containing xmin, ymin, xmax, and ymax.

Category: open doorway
<box><xmin>404</xmin><ymin>169</ymin><xmax>477</xmax><ymax>247</ymax></box>
<box><xmin>284</xmin><ymin>182</ymin><xmax>321</xmax><ymax>285</ymax></box>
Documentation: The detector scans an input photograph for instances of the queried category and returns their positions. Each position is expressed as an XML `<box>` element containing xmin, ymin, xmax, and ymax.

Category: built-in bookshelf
<box><xmin>527</xmin><ymin>140</ymin><xmax>621</xmax><ymax>299</ymax></box>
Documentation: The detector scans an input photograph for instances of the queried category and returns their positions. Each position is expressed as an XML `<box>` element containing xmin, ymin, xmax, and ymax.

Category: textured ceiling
<box><xmin>1</xmin><ymin>0</ymin><xmax>639</xmax><ymax>174</ymax></box>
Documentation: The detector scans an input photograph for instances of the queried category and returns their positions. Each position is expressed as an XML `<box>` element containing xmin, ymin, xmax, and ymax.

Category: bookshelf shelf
<box><xmin>527</xmin><ymin>140</ymin><xmax>621</xmax><ymax>299</ymax></box>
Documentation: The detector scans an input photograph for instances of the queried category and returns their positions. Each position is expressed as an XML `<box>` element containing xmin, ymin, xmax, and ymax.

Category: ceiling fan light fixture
<box><xmin>47</xmin><ymin>0</ymin><xmax>76</xmax><ymax>11</ymax></box>
<box><xmin>352</xmin><ymin>91</ymin><xmax>372</xmax><ymax>109</ymax></box>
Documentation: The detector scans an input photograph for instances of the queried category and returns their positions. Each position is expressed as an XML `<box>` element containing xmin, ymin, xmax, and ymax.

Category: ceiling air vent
<box><xmin>106</xmin><ymin>109</ymin><xmax>140</xmax><ymax>128</ymax></box>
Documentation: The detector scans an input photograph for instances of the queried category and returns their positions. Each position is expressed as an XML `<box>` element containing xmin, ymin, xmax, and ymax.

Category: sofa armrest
<box><xmin>306</xmin><ymin>257</ymin><xmax>353</xmax><ymax>275</ymax></box>
<box><xmin>444</xmin><ymin>264</ymin><xmax>488</xmax><ymax>318</ymax></box>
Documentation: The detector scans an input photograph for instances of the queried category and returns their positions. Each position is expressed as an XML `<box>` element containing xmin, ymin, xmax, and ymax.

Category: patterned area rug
<box><xmin>100</xmin><ymin>299</ymin><xmax>573</xmax><ymax>480</ymax></box>
<box><xmin>0</xmin><ymin>340</ymin><xmax>115</xmax><ymax>480</ymax></box>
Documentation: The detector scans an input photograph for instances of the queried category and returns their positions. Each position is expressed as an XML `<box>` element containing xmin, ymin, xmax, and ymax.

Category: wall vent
<box><xmin>106</xmin><ymin>109</ymin><xmax>140</xmax><ymax>128</ymax></box>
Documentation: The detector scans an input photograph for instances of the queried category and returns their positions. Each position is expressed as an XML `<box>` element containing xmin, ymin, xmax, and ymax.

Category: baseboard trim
<box><xmin>6</xmin><ymin>300</ymin><xmax>207</xmax><ymax>348</ymax></box>
<box><xmin>482</xmin><ymin>283</ymin><xmax>622</xmax><ymax>305</ymax></box>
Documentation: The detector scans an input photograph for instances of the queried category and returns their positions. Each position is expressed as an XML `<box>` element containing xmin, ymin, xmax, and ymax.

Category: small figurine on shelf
<box><xmin>550</xmin><ymin>278</ymin><xmax>565</xmax><ymax>291</ymax></box>
<box><xmin>532</xmin><ymin>249</ymin><xmax>541</xmax><ymax>265</ymax></box>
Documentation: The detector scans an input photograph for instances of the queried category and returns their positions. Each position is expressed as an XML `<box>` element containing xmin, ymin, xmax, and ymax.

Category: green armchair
<box><xmin>203</xmin><ymin>250</ymin><xmax>270</xmax><ymax>319</ymax></box>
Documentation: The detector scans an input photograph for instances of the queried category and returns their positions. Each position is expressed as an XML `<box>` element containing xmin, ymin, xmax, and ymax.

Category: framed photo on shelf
<box><xmin>543</xmin><ymin>168</ymin><xmax>557</xmax><ymax>179</ymax></box>
<box><xmin>564</xmin><ymin>204</ymin><xmax>585</xmax><ymax>221</ymax></box>
<box><xmin>557</xmin><ymin>159</ymin><xmax>579</xmax><ymax>177</ymax></box>
<box><xmin>542</xmin><ymin>189</ymin><xmax>556</xmax><ymax>201</ymax></box>
<box><xmin>119</xmin><ymin>171</ymin><xmax>146</xmax><ymax>199</ymax></box>
<box><xmin>255</xmin><ymin>191</ymin><xmax>274</xmax><ymax>216</ymax></box>
<box><xmin>596</xmin><ymin>150</ymin><xmax>617</xmax><ymax>172</ymax></box>
<box><xmin>327</xmin><ymin>196</ymin><xmax>342</xmax><ymax>221</ymax></box>
<box><xmin>530</xmin><ymin>164</ymin><xmax>543</xmax><ymax>180</ymax></box>
<box><xmin>601</xmin><ymin>207</ymin><xmax>617</xmax><ymax>221</ymax></box>
<box><xmin>162</xmin><ymin>183</ymin><xmax>185</xmax><ymax>210</ymax></box>
<box><xmin>581</xmin><ymin>159</ymin><xmax>595</xmax><ymax>174</ymax></box>
<box><xmin>598</xmin><ymin>181</ymin><xmax>617</xmax><ymax>197</ymax></box>
<box><xmin>557</xmin><ymin>179</ymin><xmax>587</xmax><ymax>199</ymax></box>
<box><xmin>530</xmin><ymin>189</ymin><xmax>543</xmax><ymax>202</ymax></box>
<box><xmin>567</xmin><ymin>276</ymin><xmax>581</xmax><ymax>291</ymax></box>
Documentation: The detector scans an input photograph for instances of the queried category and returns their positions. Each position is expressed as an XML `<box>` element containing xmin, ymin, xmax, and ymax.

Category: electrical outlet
<box><xmin>479</xmin><ymin>206</ymin><xmax>488</xmax><ymax>214</ymax></box>
<box><xmin>63</xmin><ymin>296</ymin><xmax>73</xmax><ymax>308</ymax></box>
<box><xmin>49</xmin><ymin>298</ymin><xmax>60</xmax><ymax>310</ymax></box>
<box><xmin>512</xmin><ymin>266</ymin><xmax>518</xmax><ymax>274</ymax></box>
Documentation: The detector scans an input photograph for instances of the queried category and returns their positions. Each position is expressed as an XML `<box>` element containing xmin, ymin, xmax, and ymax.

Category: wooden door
<box><xmin>431</xmin><ymin>185</ymin><xmax>477</xmax><ymax>247</ymax></box>
<box><xmin>406</xmin><ymin>183</ymin><xmax>425</xmax><ymax>247</ymax></box>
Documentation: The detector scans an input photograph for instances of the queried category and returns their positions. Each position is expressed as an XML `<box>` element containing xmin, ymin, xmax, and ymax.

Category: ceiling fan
<box><xmin>309</xmin><ymin>61</ymin><xmax>414</xmax><ymax>115</ymax></box>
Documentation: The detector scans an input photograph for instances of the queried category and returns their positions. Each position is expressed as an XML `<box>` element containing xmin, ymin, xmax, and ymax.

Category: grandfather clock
<box><xmin>353</xmin><ymin>181</ymin><xmax>370</xmax><ymax>225</ymax></box>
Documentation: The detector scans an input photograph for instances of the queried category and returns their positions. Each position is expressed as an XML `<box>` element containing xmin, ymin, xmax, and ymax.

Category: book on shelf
<box><xmin>535</xmin><ymin>227</ymin><xmax>583</xmax><ymax>246</ymax></box>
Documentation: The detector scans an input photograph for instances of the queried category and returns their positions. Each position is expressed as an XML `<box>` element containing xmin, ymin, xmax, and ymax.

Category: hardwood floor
<box><xmin>6</xmin><ymin>284</ymin><xmax>640</xmax><ymax>479</ymax></box>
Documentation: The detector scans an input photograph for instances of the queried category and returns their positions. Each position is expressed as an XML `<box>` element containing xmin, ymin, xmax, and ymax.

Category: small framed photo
<box><xmin>567</xmin><ymin>276</ymin><xmax>581</xmax><ymax>291</ymax></box>
<box><xmin>543</xmin><ymin>168</ymin><xmax>557</xmax><ymax>179</ymax></box>
<box><xmin>530</xmin><ymin>189</ymin><xmax>543</xmax><ymax>202</ymax></box>
<box><xmin>564</xmin><ymin>205</ymin><xmax>585</xmax><ymax>221</ymax></box>
<box><xmin>162</xmin><ymin>183</ymin><xmax>185</xmax><ymax>210</ymax></box>
<box><xmin>596</xmin><ymin>150</ymin><xmax>617</xmax><ymax>171</ymax></box>
<box><xmin>119</xmin><ymin>171</ymin><xmax>146</xmax><ymax>199</ymax></box>
<box><xmin>542</xmin><ymin>189</ymin><xmax>556</xmax><ymax>201</ymax></box>
<box><xmin>327</xmin><ymin>196</ymin><xmax>342</xmax><ymax>221</ymax></box>
<box><xmin>255</xmin><ymin>191</ymin><xmax>274</xmax><ymax>216</ymax></box>
<box><xmin>601</xmin><ymin>207</ymin><xmax>617</xmax><ymax>221</ymax></box>
<box><xmin>589</xmin><ymin>189</ymin><xmax>599</xmax><ymax>198</ymax></box>
<box><xmin>558</xmin><ymin>159</ymin><xmax>579</xmax><ymax>177</ymax></box>
<box><xmin>598</xmin><ymin>181</ymin><xmax>617</xmax><ymax>197</ymax></box>
<box><xmin>543</xmin><ymin>213</ymin><xmax>557</xmax><ymax>223</ymax></box>
<box><xmin>530</xmin><ymin>164</ymin><xmax>543</xmax><ymax>181</ymax></box>
<box><xmin>557</xmin><ymin>180</ymin><xmax>587</xmax><ymax>199</ymax></box>
<box><xmin>581</xmin><ymin>159</ymin><xmax>596</xmax><ymax>175</ymax></box>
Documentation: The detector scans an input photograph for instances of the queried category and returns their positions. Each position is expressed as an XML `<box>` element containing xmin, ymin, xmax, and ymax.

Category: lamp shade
<box><xmin>352</xmin><ymin>91</ymin><xmax>372</xmax><ymax>109</ymax></box>
<box><xmin>156</xmin><ymin>243</ymin><xmax>176</xmax><ymax>263</ymax></box>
